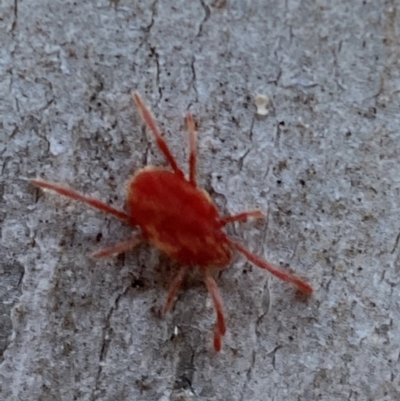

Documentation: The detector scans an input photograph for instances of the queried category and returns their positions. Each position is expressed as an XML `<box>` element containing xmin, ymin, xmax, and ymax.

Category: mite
<box><xmin>31</xmin><ymin>93</ymin><xmax>312</xmax><ymax>351</ymax></box>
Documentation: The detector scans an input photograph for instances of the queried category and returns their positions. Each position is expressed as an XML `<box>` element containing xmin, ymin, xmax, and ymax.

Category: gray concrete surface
<box><xmin>1</xmin><ymin>0</ymin><xmax>400</xmax><ymax>400</ymax></box>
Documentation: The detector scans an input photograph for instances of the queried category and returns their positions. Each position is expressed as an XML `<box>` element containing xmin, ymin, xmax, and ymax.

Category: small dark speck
<box><xmin>358</xmin><ymin>267</ymin><xmax>363</xmax><ymax>271</ymax></box>
<box><xmin>299</xmin><ymin>179</ymin><xmax>305</xmax><ymax>186</ymax></box>
<box><xmin>96</xmin><ymin>233</ymin><xmax>102</xmax><ymax>242</ymax></box>
<box><xmin>288</xmin><ymin>336</ymin><xmax>294</xmax><ymax>341</ymax></box>
<box><xmin>279</xmin><ymin>121</ymin><xmax>285</xmax><ymax>126</ymax></box>
<box><xmin>276</xmin><ymin>180</ymin><xmax>282</xmax><ymax>185</ymax></box>
<box><xmin>132</xmin><ymin>278</ymin><xmax>145</xmax><ymax>288</ymax></box>
<box><xmin>345</xmin><ymin>131</ymin><xmax>352</xmax><ymax>137</ymax></box>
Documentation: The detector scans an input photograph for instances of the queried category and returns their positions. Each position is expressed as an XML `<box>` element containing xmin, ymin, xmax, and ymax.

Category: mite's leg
<box><xmin>221</xmin><ymin>210</ymin><xmax>264</xmax><ymax>226</ymax></box>
<box><xmin>204</xmin><ymin>271</ymin><xmax>226</xmax><ymax>352</ymax></box>
<box><xmin>229</xmin><ymin>239</ymin><xmax>313</xmax><ymax>295</ymax></box>
<box><xmin>163</xmin><ymin>267</ymin><xmax>187</xmax><ymax>315</ymax></box>
<box><xmin>91</xmin><ymin>234</ymin><xmax>143</xmax><ymax>258</ymax></box>
<box><xmin>132</xmin><ymin>92</ymin><xmax>184</xmax><ymax>178</ymax></box>
<box><xmin>31</xmin><ymin>179</ymin><xmax>131</xmax><ymax>222</ymax></box>
<box><xmin>186</xmin><ymin>113</ymin><xmax>197</xmax><ymax>186</ymax></box>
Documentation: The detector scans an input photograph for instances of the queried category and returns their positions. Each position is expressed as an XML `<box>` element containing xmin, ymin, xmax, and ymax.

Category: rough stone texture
<box><xmin>1</xmin><ymin>1</ymin><xmax>399</xmax><ymax>400</ymax></box>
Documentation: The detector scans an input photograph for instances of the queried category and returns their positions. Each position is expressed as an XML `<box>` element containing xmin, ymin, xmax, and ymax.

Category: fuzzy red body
<box><xmin>128</xmin><ymin>167</ymin><xmax>231</xmax><ymax>268</ymax></box>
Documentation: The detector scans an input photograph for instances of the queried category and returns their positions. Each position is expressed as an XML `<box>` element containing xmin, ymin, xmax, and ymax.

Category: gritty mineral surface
<box><xmin>1</xmin><ymin>1</ymin><xmax>399</xmax><ymax>400</ymax></box>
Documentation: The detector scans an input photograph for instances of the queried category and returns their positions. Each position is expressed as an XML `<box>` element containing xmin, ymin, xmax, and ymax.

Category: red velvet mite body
<box><xmin>31</xmin><ymin>92</ymin><xmax>312</xmax><ymax>351</ymax></box>
<box><xmin>128</xmin><ymin>168</ymin><xmax>231</xmax><ymax>267</ymax></box>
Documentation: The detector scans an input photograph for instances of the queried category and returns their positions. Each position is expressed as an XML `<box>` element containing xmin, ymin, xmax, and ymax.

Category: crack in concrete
<box><xmin>145</xmin><ymin>0</ymin><xmax>158</xmax><ymax>32</ymax></box>
<box><xmin>17</xmin><ymin>269</ymin><xmax>24</xmax><ymax>289</ymax></box>
<box><xmin>325</xmin><ymin>262</ymin><xmax>336</xmax><ymax>292</ymax></box>
<box><xmin>275</xmin><ymin>120</ymin><xmax>283</xmax><ymax>149</ymax></box>
<box><xmin>8</xmin><ymin>66</ymin><xmax>14</xmax><ymax>94</ymax></box>
<box><xmin>268</xmin><ymin>345</ymin><xmax>282</xmax><ymax>370</ymax></box>
<box><xmin>239</xmin><ymin>278</ymin><xmax>270</xmax><ymax>401</ymax></box>
<box><xmin>237</xmin><ymin>147</ymin><xmax>250</xmax><ymax>172</ymax></box>
<box><xmin>11</xmin><ymin>0</ymin><xmax>18</xmax><ymax>33</ymax></box>
<box><xmin>90</xmin><ymin>285</ymin><xmax>131</xmax><ymax>401</ymax></box>
<box><xmin>248</xmin><ymin>114</ymin><xmax>255</xmax><ymax>142</ymax></box>
<box><xmin>239</xmin><ymin>349</ymin><xmax>256</xmax><ymax>401</ymax></box>
<box><xmin>197</xmin><ymin>0</ymin><xmax>210</xmax><ymax>37</ymax></box>
<box><xmin>149</xmin><ymin>46</ymin><xmax>162</xmax><ymax>102</ymax></box>
<box><xmin>140</xmin><ymin>1</ymin><xmax>162</xmax><ymax>104</ymax></box>
<box><xmin>190</xmin><ymin>56</ymin><xmax>198</xmax><ymax>102</ymax></box>
<box><xmin>172</xmin><ymin>345</ymin><xmax>196</xmax><ymax>393</ymax></box>
<box><xmin>391</xmin><ymin>232</ymin><xmax>400</xmax><ymax>254</ymax></box>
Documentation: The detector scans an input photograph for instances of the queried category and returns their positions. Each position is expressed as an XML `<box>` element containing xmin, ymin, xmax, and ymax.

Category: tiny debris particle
<box><xmin>254</xmin><ymin>94</ymin><xmax>270</xmax><ymax>116</ymax></box>
<box><xmin>297</xmin><ymin>116</ymin><xmax>310</xmax><ymax>129</ymax></box>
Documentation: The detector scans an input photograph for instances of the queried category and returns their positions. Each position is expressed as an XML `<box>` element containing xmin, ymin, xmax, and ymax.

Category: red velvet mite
<box><xmin>31</xmin><ymin>93</ymin><xmax>312</xmax><ymax>351</ymax></box>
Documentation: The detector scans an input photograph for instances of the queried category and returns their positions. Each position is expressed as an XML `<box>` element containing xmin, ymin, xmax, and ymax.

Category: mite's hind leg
<box><xmin>221</xmin><ymin>210</ymin><xmax>264</xmax><ymax>226</ymax></box>
<box><xmin>204</xmin><ymin>271</ymin><xmax>226</xmax><ymax>352</ymax></box>
<box><xmin>186</xmin><ymin>113</ymin><xmax>197</xmax><ymax>186</ymax></box>
<box><xmin>132</xmin><ymin>92</ymin><xmax>184</xmax><ymax>178</ymax></box>
<box><xmin>229</xmin><ymin>239</ymin><xmax>313</xmax><ymax>295</ymax></box>
<box><xmin>163</xmin><ymin>267</ymin><xmax>187</xmax><ymax>315</ymax></box>
<box><xmin>31</xmin><ymin>179</ymin><xmax>131</xmax><ymax>222</ymax></box>
<box><xmin>91</xmin><ymin>233</ymin><xmax>143</xmax><ymax>259</ymax></box>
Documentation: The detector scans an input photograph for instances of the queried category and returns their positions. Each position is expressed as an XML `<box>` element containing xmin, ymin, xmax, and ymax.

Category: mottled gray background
<box><xmin>1</xmin><ymin>1</ymin><xmax>399</xmax><ymax>400</ymax></box>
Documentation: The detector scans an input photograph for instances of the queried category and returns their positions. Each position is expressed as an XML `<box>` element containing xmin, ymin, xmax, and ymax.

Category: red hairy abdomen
<box><xmin>127</xmin><ymin>168</ymin><xmax>231</xmax><ymax>267</ymax></box>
